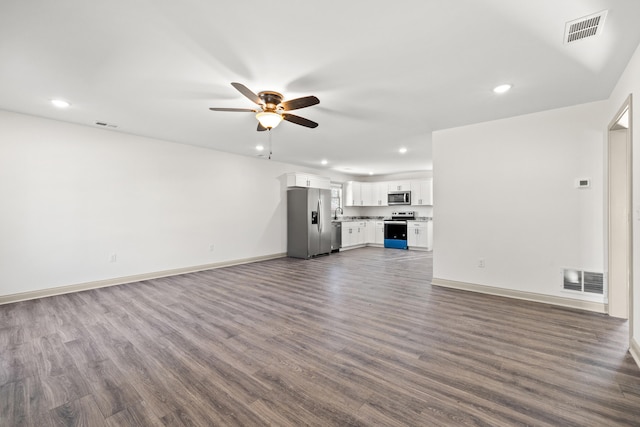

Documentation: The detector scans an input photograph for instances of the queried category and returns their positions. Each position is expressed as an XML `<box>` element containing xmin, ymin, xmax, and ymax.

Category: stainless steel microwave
<box><xmin>388</xmin><ymin>191</ymin><xmax>411</xmax><ymax>205</ymax></box>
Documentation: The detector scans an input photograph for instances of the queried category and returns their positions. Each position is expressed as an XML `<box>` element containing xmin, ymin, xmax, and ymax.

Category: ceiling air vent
<box><xmin>564</xmin><ymin>10</ymin><xmax>608</xmax><ymax>44</ymax></box>
<box><xmin>95</xmin><ymin>121</ymin><xmax>118</xmax><ymax>128</ymax></box>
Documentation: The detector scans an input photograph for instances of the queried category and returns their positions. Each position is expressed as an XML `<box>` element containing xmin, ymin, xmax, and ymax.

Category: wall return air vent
<box><xmin>563</xmin><ymin>269</ymin><xmax>604</xmax><ymax>295</ymax></box>
<box><xmin>564</xmin><ymin>10</ymin><xmax>608</xmax><ymax>44</ymax></box>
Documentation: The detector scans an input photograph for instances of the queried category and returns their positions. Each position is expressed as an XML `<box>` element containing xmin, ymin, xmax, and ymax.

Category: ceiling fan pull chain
<box><xmin>268</xmin><ymin>129</ymin><xmax>272</xmax><ymax>160</ymax></box>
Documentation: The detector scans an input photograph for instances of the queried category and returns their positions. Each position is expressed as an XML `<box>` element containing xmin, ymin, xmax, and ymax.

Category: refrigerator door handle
<box><xmin>317</xmin><ymin>199</ymin><xmax>322</xmax><ymax>233</ymax></box>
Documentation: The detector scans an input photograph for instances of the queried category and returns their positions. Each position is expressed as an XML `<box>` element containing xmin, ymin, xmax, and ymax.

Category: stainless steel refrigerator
<box><xmin>287</xmin><ymin>187</ymin><xmax>332</xmax><ymax>259</ymax></box>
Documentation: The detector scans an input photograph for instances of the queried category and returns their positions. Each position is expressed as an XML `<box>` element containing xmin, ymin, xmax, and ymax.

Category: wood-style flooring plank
<box><xmin>1</xmin><ymin>247</ymin><xmax>640</xmax><ymax>425</ymax></box>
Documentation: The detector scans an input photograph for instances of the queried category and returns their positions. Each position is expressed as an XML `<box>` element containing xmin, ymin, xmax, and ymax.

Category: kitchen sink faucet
<box><xmin>334</xmin><ymin>207</ymin><xmax>343</xmax><ymax>220</ymax></box>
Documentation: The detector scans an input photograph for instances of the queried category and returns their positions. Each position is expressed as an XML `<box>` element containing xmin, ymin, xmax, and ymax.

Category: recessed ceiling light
<box><xmin>399</xmin><ymin>147</ymin><xmax>407</xmax><ymax>154</ymax></box>
<box><xmin>321</xmin><ymin>159</ymin><xmax>328</xmax><ymax>165</ymax></box>
<box><xmin>255</xmin><ymin>145</ymin><xmax>264</xmax><ymax>151</ymax></box>
<box><xmin>51</xmin><ymin>99</ymin><xmax>71</xmax><ymax>108</ymax></box>
<box><xmin>369</xmin><ymin>171</ymin><xmax>374</xmax><ymax>175</ymax></box>
<box><xmin>493</xmin><ymin>84</ymin><xmax>512</xmax><ymax>94</ymax></box>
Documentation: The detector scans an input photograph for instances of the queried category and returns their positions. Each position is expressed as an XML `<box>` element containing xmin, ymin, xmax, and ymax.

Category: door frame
<box><xmin>606</xmin><ymin>94</ymin><xmax>633</xmax><ymax>329</ymax></box>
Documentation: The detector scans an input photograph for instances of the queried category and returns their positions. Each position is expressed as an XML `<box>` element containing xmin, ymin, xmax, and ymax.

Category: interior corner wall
<box><xmin>0</xmin><ymin>110</ymin><xmax>336</xmax><ymax>298</ymax></box>
<box><xmin>607</xmin><ymin>40</ymin><xmax>640</xmax><ymax>361</ymax></box>
<box><xmin>432</xmin><ymin>101</ymin><xmax>606</xmax><ymax>302</ymax></box>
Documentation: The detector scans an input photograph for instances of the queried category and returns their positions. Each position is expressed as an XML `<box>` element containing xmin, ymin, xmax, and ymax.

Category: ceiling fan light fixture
<box><xmin>256</xmin><ymin>111</ymin><xmax>283</xmax><ymax>129</ymax></box>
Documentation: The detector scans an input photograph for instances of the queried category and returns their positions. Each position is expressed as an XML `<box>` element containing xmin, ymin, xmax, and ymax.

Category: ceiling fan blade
<box><xmin>231</xmin><ymin>82</ymin><xmax>262</xmax><ymax>105</ymax></box>
<box><xmin>209</xmin><ymin>107</ymin><xmax>257</xmax><ymax>112</ymax></box>
<box><xmin>280</xmin><ymin>96</ymin><xmax>320</xmax><ymax>111</ymax></box>
<box><xmin>257</xmin><ymin>123</ymin><xmax>268</xmax><ymax>131</ymax></box>
<box><xmin>282</xmin><ymin>113</ymin><xmax>319</xmax><ymax>128</ymax></box>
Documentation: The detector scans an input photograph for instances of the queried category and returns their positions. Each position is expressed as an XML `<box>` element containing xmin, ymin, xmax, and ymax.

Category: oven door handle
<box><xmin>384</xmin><ymin>221</ymin><xmax>408</xmax><ymax>225</ymax></box>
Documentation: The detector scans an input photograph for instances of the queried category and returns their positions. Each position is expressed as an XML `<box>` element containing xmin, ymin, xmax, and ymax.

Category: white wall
<box><xmin>432</xmin><ymin>101</ymin><xmax>606</xmax><ymax>303</ymax></box>
<box><xmin>0</xmin><ymin>110</ymin><xmax>346</xmax><ymax>298</ymax></box>
<box><xmin>607</xmin><ymin>41</ymin><xmax>640</xmax><ymax>358</ymax></box>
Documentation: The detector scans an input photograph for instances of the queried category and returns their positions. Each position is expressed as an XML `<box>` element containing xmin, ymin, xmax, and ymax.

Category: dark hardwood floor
<box><xmin>1</xmin><ymin>247</ymin><xmax>640</xmax><ymax>426</ymax></box>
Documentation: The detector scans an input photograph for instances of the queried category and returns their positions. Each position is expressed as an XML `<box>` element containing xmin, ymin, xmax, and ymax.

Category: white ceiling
<box><xmin>1</xmin><ymin>0</ymin><xmax>640</xmax><ymax>176</ymax></box>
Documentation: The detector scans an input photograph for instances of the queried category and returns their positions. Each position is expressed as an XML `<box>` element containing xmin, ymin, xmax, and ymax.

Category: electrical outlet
<box><xmin>478</xmin><ymin>258</ymin><xmax>485</xmax><ymax>268</ymax></box>
<box><xmin>110</xmin><ymin>253</ymin><xmax>117</xmax><ymax>263</ymax></box>
<box><xmin>209</xmin><ymin>244</ymin><xmax>215</xmax><ymax>252</ymax></box>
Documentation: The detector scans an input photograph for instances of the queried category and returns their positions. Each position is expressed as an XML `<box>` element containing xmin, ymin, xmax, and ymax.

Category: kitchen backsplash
<box><xmin>343</xmin><ymin>205</ymin><xmax>433</xmax><ymax>218</ymax></box>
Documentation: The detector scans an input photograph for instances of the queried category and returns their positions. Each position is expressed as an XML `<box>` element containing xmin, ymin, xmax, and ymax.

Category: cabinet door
<box><xmin>308</xmin><ymin>175</ymin><xmax>331</xmax><ymax>190</ymax></box>
<box><xmin>341</xmin><ymin>223</ymin><xmax>352</xmax><ymax>247</ymax></box>
<box><xmin>411</xmin><ymin>179</ymin><xmax>433</xmax><ymax>205</ymax></box>
<box><xmin>375</xmin><ymin>225</ymin><xmax>384</xmax><ymax>244</ymax></box>
<box><xmin>374</xmin><ymin>182</ymin><xmax>388</xmax><ymax>206</ymax></box>
<box><xmin>365</xmin><ymin>220</ymin><xmax>376</xmax><ymax>243</ymax></box>
<box><xmin>416</xmin><ymin>227</ymin><xmax>429</xmax><ymax>248</ymax></box>
<box><xmin>361</xmin><ymin>183</ymin><xmax>375</xmax><ymax>206</ymax></box>
<box><xmin>287</xmin><ymin>173</ymin><xmax>330</xmax><ymax>189</ymax></box>
<box><xmin>357</xmin><ymin>222</ymin><xmax>366</xmax><ymax>245</ymax></box>
<box><xmin>388</xmin><ymin>180</ymin><xmax>411</xmax><ymax>192</ymax></box>
<box><xmin>407</xmin><ymin>222</ymin><xmax>429</xmax><ymax>248</ymax></box>
<box><xmin>407</xmin><ymin>225</ymin><xmax>418</xmax><ymax>247</ymax></box>
<box><xmin>287</xmin><ymin>173</ymin><xmax>309</xmax><ymax>187</ymax></box>
<box><xmin>344</xmin><ymin>182</ymin><xmax>362</xmax><ymax>207</ymax></box>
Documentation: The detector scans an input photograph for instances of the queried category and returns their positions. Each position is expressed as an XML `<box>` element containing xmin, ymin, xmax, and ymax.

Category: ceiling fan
<box><xmin>209</xmin><ymin>82</ymin><xmax>319</xmax><ymax>131</ymax></box>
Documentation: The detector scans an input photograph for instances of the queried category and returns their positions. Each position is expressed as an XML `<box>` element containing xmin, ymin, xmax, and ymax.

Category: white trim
<box><xmin>0</xmin><ymin>253</ymin><xmax>286</xmax><ymax>305</ymax></box>
<box><xmin>432</xmin><ymin>278</ymin><xmax>607</xmax><ymax>313</ymax></box>
<box><xmin>630</xmin><ymin>338</ymin><xmax>640</xmax><ymax>369</ymax></box>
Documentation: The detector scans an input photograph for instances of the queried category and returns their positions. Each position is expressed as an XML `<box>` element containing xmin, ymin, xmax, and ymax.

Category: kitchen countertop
<box><xmin>332</xmin><ymin>216</ymin><xmax>432</xmax><ymax>222</ymax></box>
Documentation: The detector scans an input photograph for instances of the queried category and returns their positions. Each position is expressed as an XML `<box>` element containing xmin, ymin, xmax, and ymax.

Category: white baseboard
<box><xmin>432</xmin><ymin>277</ymin><xmax>607</xmax><ymax>313</ymax></box>
<box><xmin>631</xmin><ymin>338</ymin><xmax>640</xmax><ymax>369</ymax></box>
<box><xmin>339</xmin><ymin>245</ymin><xmax>367</xmax><ymax>251</ymax></box>
<box><xmin>0</xmin><ymin>253</ymin><xmax>286</xmax><ymax>305</ymax></box>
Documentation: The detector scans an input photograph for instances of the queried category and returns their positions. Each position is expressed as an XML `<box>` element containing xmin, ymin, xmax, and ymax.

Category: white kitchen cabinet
<box><xmin>341</xmin><ymin>221</ymin><xmax>354</xmax><ymax>247</ymax></box>
<box><xmin>365</xmin><ymin>220</ymin><xmax>376</xmax><ymax>244</ymax></box>
<box><xmin>355</xmin><ymin>221</ymin><xmax>366</xmax><ymax>245</ymax></box>
<box><xmin>411</xmin><ymin>179</ymin><xmax>433</xmax><ymax>206</ymax></box>
<box><xmin>407</xmin><ymin>221</ymin><xmax>430</xmax><ymax>249</ymax></box>
<box><xmin>374</xmin><ymin>221</ymin><xmax>385</xmax><ymax>245</ymax></box>
<box><xmin>287</xmin><ymin>173</ymin><xmax>330</xmax><ymax>189</ymax></box>
<box><xmin>346</xmin><ymin>181</ymin><xmax>387</xmax><ymax>206</ymax></box>
<box><xmin>341</xmin><ymin>221</ymin><xmax>366</xmax><ymax>248</ymax></box>
<box><xmin>360</xmin><ymin>183</ymin><xmax>375</xmax><ymax>206</ymax></box>
<box><xmin>345</xmin><ymin>181</ymin><xmax>364</xmax><ymax>206</ymax></box>
<box><xmin>388</xmin><ymin>180</ymin><xmax>411</xmax><ymax>192</ymax></box>
<box><xmin>372</xmin><ymin>182</ymin><xmax>388</xmax><ymax>206</ymax></box>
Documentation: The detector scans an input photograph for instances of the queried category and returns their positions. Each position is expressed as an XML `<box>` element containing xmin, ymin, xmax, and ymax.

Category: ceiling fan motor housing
<box><xmin>259</xmin><ymin>91</ymin><xmax>284</xmax><ymax>111</ymax></box>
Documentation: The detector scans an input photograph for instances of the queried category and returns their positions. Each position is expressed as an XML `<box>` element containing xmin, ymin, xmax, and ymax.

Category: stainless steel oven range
<box><xmin>384</xmin><ymin>211</ymin><xmax>415</xmax><ymax>249</ymax></box>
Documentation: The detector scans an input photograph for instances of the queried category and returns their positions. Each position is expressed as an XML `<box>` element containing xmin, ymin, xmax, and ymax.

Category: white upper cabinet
<box><xmin>346</xmin><ymin>181</ymin><xmax>389</xmax><ymax>206</ymax></box>
<box><xmin>372</xmin><ymin>182</ymin><xmax>388</xmax><ymax>206</ymax></box>
<box><xmin>388</xmin><ymin>180</ymin><xmax>411</xmax><ymax>192</ymax></box>
<box><xmin>345</xmin><ymin>181</ymin><xmax>363</xmax><ymax>206</ymax></box>
<box><xmin>360</xmin><ymin>182</ymin><xmax>375</xmax><ymax>206</ymax></box>
<box><xmin>411</xmin><ymin>179</ymin><xmax>433</xmax><ymax>205</ymax></box>
<box><xmin>287</xmin><ymin>173</ymin><xmax>330</xmax><ymax>189</ymax></box>
<box><xmin>345</xmin><ymin>178</ymin><xmax>430</xmax><ymax>206</ymax></box>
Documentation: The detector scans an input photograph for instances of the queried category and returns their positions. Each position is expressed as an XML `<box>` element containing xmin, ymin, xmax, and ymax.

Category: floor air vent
<box><xmin>563</xmin><ymin>269</ymin><xmax>604</xmax><ymax>294</ymax></box>
<box><xmin>564</xmin><ymin>10</ymin><xmax>607</xmax><ymax>44</ymax></box>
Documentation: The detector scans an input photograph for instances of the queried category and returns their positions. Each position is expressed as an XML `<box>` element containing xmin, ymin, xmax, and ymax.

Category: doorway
<box><xmin>607</xmin><ymin>95</ymin><xmax>632</xmax><ymax>322</ymax></box>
